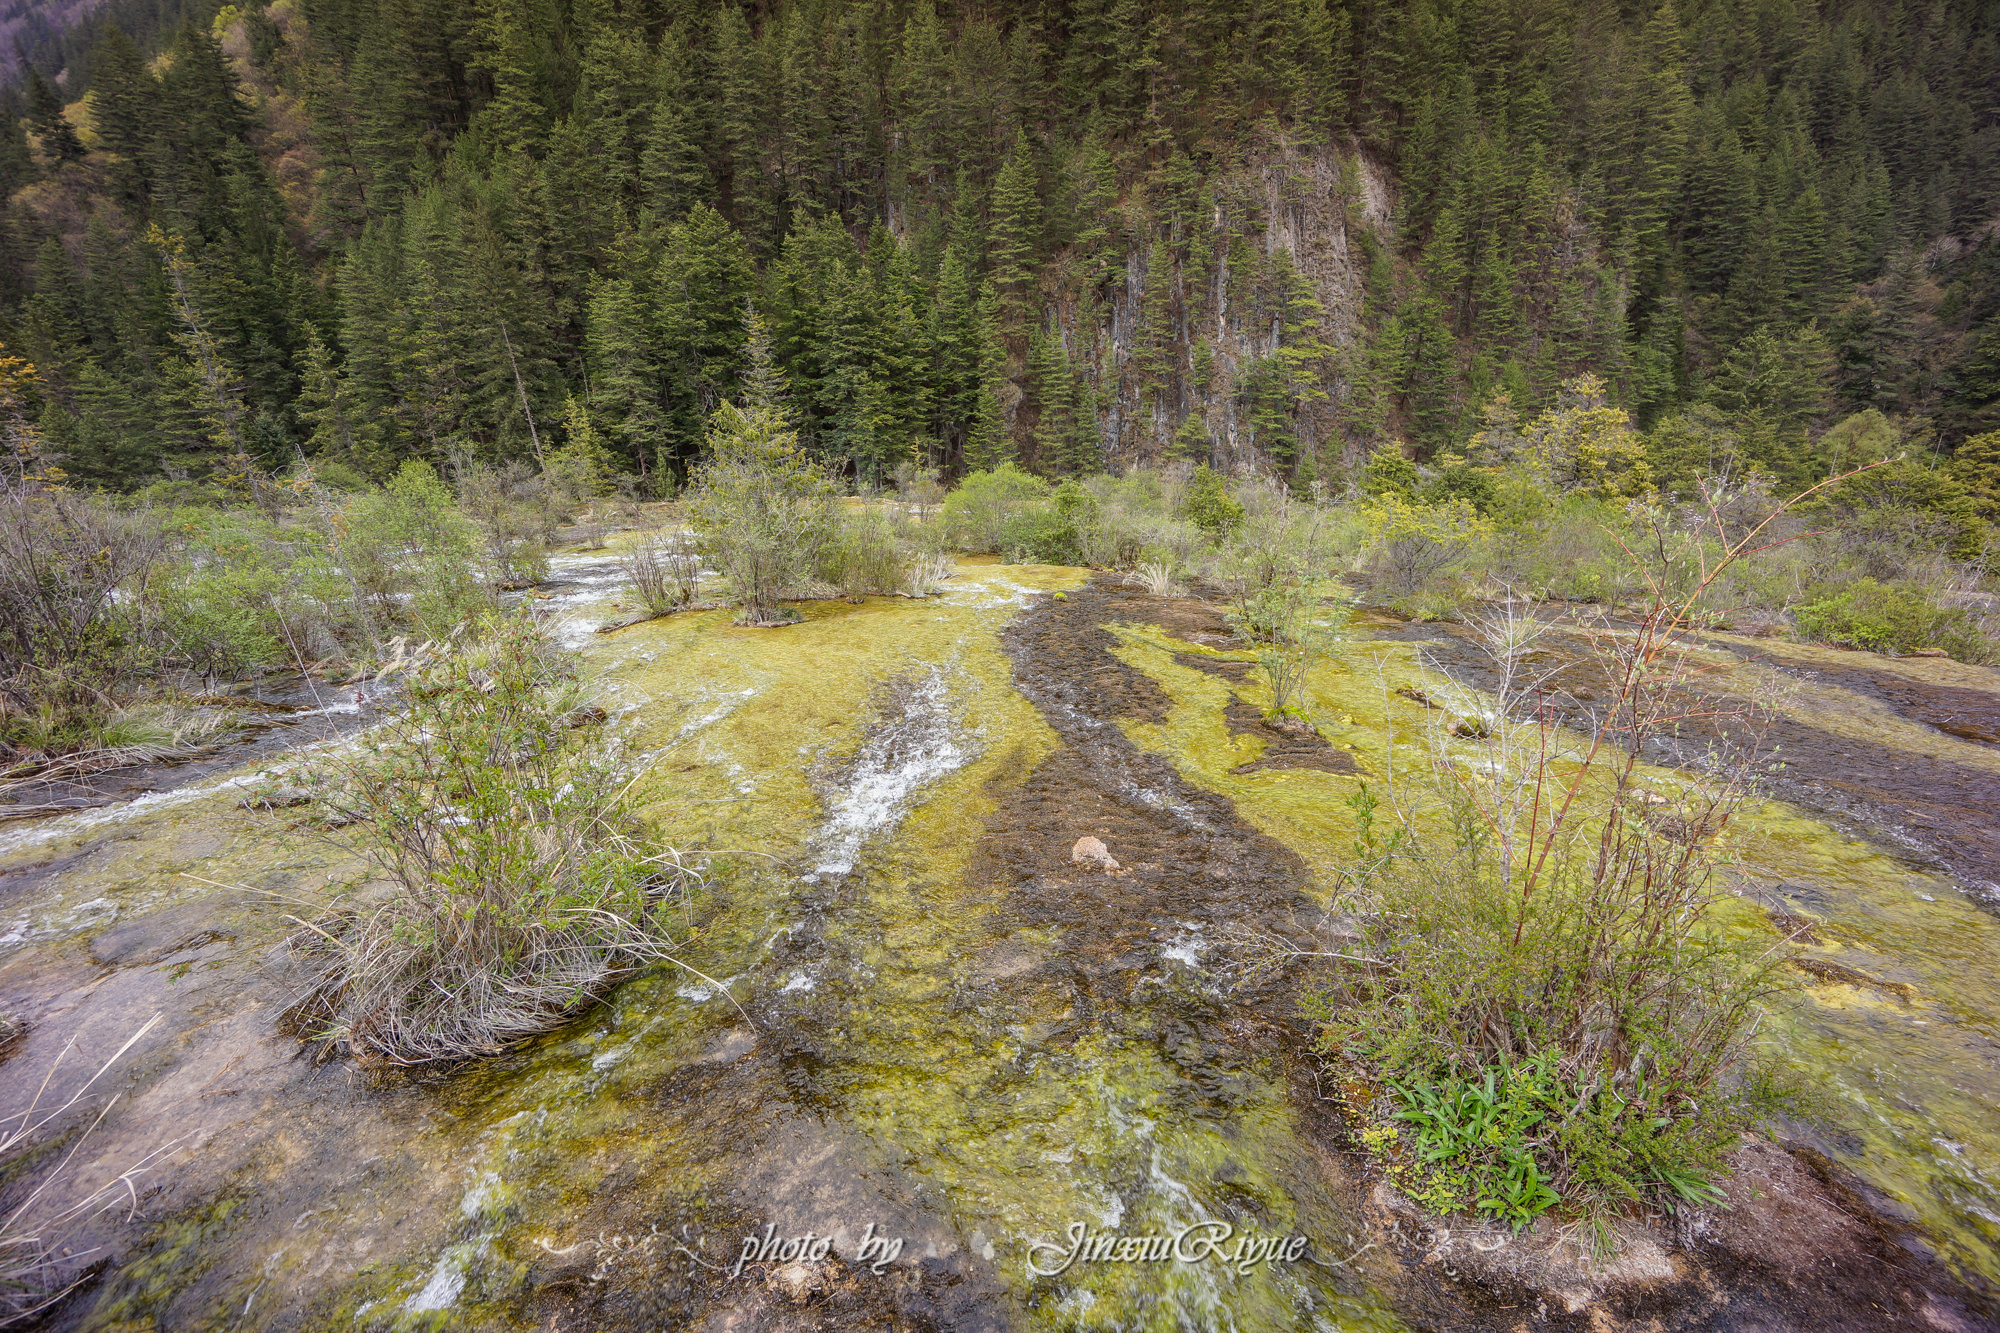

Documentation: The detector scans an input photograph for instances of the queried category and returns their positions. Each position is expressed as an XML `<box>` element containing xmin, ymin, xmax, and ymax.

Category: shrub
<box><xmin>1361</xmin><ymin>495</ymin><xmax>1490</xmax><ymax>597</ymax></box>
<box><xmin>942</xmin><ymin>462</ymin><xmax>1048</xmax><ymax>552</ymax></box>
<box><xmin>1180</xmin><ymin>464</ymin><xmax>1244</xmax><ymax>538</ymax></box>
<box><xmin>1307</xmin><ymin>782</ymin><xmax>1784</xmax><ymax>1234</ymax></box>
<box><xmin>824</xmin><ymin>511</ymin><xmax>910</xmax><ymax>602</ymax></box>
<box><xmin>1793</xmin><ymin>577</ymin><xmax>1996</xmax><ymax>660</ymax></box>
<box><xmin>622</xmin><ymin>537</ymin><xmax>702</xmax><ymax>617</ymax></box>
<box><xmin>1052</xmin><ymin>479</ymin><xmax>1102</xmax><ymax>562</ymax></box>
<box><xmin>0</xmin><ymin>488</ymin><xmax>163</xmax><ymax>753</ymax></box>
<box><xmin>999</xmin><ymin>508</ymin><xmax>1079</xmax><ymax>565</ymax></box>
<box><xmin>455</xmin><ymin>458</ymin><xmax>558</xmax><ymax>587</ymax></box>
<box><xmin>289</xmin><ymin>613</ymin><xmax>701</xmax><ymax>1064</ymax></box>
<box><xmin>994</xmin><ymin>480</ymin><xmax>1104</xmax><ymax>566</ymax></box>
<box><xmin>149</xmin><ymin>507</ymin><xmax>356</xmax><ymax>676</ymax></box>
<box><xmin>685</xmin><ymin>401</ymin><xmax>840</xmax><ymax>625</ymax></box>
<box><xmin>1802</xmin><ymin>460</ymin><xmax>1988</xmax><ymax>564</ymax></box>
<box><xmin>1263</xmin><ymin>505</ymin><xmax>1821</xmax><ymax>1247</ymax></box>
<box><xmin>1495</xmin><ymin>495</ymin><xmax>1632</xmax><ymax>605</ymax></box>
<box><xmin>892</xmin><ymin>462</ymin><xmax>947</xmax><ymax>516</ymax></box>
<box><xmin>340</xmin><ymin>460</ymin><xmax>490</xmax><ymax>640</ymax></box>
<box><xmin>1225</xmin><ymin>577</ymin><xmax>1338</xmax><ymax>726</ymax></box>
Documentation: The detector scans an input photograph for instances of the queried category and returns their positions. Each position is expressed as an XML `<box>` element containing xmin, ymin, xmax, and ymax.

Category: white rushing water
<box><xmin>808</xmin><ymin>664</ymin><xmax>977</xmax><ymax>880</ymax></box>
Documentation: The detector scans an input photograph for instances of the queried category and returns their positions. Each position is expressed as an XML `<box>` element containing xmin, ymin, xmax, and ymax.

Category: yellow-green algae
<box><xmin>5</xmin><ymin>566</ymin><xmax>1998</xmax><ymax>1329</ymax></box>
<box><xmin>586</xmin><ymin>561</ymin><xmax>1403</xmax><ymax>1329</ymax></box>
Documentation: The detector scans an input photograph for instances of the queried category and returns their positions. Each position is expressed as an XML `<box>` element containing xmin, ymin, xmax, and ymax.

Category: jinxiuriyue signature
<box><xmin>1025</xmin><ymin>1221</ymin><xmax>1309</xmax><ymax>1277</ymax></box>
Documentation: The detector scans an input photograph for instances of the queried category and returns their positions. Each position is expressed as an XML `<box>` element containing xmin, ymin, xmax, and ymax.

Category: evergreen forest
<box><xmin>0</xmin><ymin>0</ymin><xmax>1996</xmax><ymax>495</ymax></box>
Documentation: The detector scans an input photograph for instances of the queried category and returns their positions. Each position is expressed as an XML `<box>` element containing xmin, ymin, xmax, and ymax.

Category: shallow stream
<box><xmin>1</xmin><ymin>557</ymin><xmax>1997</xmax><ymax>1331</ymax></box>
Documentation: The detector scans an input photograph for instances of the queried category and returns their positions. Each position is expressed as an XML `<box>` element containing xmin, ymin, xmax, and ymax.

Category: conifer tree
<box><xmin>23</xmin><ymin>70</ymin><xmax>84</xmax><ymax>166</ymax></box>
<box><xmin>989</xmin><ymin>131</ymin><xmax>1042</xmax><ymax>314</ymax></box>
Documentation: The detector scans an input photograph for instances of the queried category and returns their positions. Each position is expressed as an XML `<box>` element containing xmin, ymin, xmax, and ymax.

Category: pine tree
<box><xmin>964</xmin><ymin>281</ymin><xmax>1012</xmax><ymax>470</ymax></box>
<box><xmin>23</xmin><ymin>69</ymin><xmax>85</xmax><ymax>166</ymax></box>
<box><xmin>296</xmin><ymin>323</ymin><xmax>388</xmax><ymax>477</ymax></box>
<box><xmin>989</xmin><ymin>130</ymin><xmax>1042</xmax><ymax>314</ymax></box>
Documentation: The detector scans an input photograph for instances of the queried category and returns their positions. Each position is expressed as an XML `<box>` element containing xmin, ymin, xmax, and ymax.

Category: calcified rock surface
<box><xmin>0</xmin><ymin>564</ymin><xmax>1996</xmax><ymax>1331</ymax></box>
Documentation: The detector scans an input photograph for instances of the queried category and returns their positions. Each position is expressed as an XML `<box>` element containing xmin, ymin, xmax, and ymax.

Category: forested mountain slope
<box><xmin>2</xmin><ymin>0</ymin><xmax>1997</xmax><ymax>492</ymax></box>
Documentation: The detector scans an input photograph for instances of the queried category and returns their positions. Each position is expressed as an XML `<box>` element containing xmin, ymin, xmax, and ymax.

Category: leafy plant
<box><xmin>1793</xmin><ymin>577</ymin><xmax>1995</xmax><ymax>660</ymax></box>
<box><xmin>288</xmin><ymin>612</ymin><xmax>714</xmax><ymax>1064</ymax></box>
<box><xmin>941</xmin><ymin>463</ymin><xmax>1048</xmax><ymax>552</ymax></box>
<box><xmin>1180</xmin><ymin>464</ymin><xmax>1244</xmax><ymax>538</ymax></box>
<box><xmin>1301</xmin><ymin>472</ymin><xmax>1875</xmax><ymax>1238</ymax></box>
<box><xmin>1360</xmin><ymin>495</ymin><xmax>1491</xmax><ymax>597</ymax></box>
<box><xmin>685</xmin><ymin>401</ymin><xmax>840</xmax><ymax>625</ymax></box>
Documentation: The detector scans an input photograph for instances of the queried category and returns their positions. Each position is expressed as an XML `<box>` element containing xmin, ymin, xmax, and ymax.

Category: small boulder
<box><xmin>1071</xmin><ymin>836</ymin><xmax>1121</xmax><ymax>872</ymax></box>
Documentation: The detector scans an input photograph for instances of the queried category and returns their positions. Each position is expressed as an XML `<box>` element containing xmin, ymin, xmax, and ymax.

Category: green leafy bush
<box><xmin>825</xmin><ymin>511</ymin><xmax>911</xmax><ymax>601</ymax></box>
<box><xmin>1360</xmin><ymin>495</ymin><xmax>1490</xmax><ymax>597</ymax></box>
<box><xmin>998</xmin><ymin>508</ymin><xmax>1081</xmax><ymax>565</ymax></box>
<box><xmin>1793</xmin><ymin>577</ymin><xmax>1996</xmax><ymax>661</ymax></box>
<box><xmin>942</xmin><ymin>463</ymin><xmax>1048</xmax><ymax>552</ymax></box>
<box><xmin>338</xmin><ymin>460</ymin><xmax>491</xmax><ymax>640</ymax></box>
<box><xmin>1307</xmin><ymin>781</ymin><xmax>1786</xmax><ymax>1235</ymax></box>
<box><xmin>1179</xmin><ymin>464</ymin><xmax>1244</xmax><ymax>538</ymax></box>
<box><xmin>686</xmin><ymin>401</ymin><xmax>841</xmax><ymax>624</ymax></box>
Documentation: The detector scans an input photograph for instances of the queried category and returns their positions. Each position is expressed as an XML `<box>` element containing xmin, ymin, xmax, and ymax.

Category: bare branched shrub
<box><xmin>455</xmin><ymin>458</ymin><xmax>559</xmax><ymax>587</ymax></box>
<box><xmin>0</xmin><ymin>488</ymin><xmax>163</xmax><ymax>737</ymax></box>
<box><xmin>622</xmin><ymin>538</ymin><xmax>702</xmax><ymax>617</ymax></box>
<box><xmin>289</xmin><ymin>613</ymin><xmax>718</xmax><ymax>1064</ymax></box>
<box><xmin>902</xmin><ymin>550</ymin><xmax>956</xmax><ymax>597</ymax></box>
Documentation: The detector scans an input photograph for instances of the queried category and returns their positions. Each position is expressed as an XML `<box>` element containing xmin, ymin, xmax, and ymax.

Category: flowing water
<box><xmin>1</xmin><ymin>556</ymin><xmax>1997</xmax><ymax>1331</ymax></box>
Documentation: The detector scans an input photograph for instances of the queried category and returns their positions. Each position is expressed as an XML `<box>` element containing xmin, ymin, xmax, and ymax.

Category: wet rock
<box><xmin>1372</xmin><ymin>1181</ymin><xmax>1682</xmax><ymax>1314</ymax></box>
<box><xmin>764</xmin><ymin>1257</ymin><xmax>844</xmax><ymax>1305</ymax></box>
<box><xmin>1793</xmin><ymin>956</ymin><xmax>1918</xmax><ymax>1001</ymax></box>
<box><xmin>699</xmin><ymin>1027</ymin><xmax>757</xmax><ymax>1063</ymax></box>
<box><xmin>239</xmin><ymin>784</ymin><xmax>311</xmax><ymax>810</ymax></box>
<box><xmin>1070</xmin><ymin>835</ymin><xmax>1121</xmax><ymax>872</ymax></box>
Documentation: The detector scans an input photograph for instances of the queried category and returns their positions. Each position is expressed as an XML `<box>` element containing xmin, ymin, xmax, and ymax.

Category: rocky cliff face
<box><xmin>1017</xmin><ymin>136</ymin><xmax>1397</xmax><ymax>479</ymax></box>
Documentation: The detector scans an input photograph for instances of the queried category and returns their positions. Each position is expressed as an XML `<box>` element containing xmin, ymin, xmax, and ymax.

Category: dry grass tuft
<box><xmin>2</xmin><ymin>1015</ymin><xmax>183</xmax><ymax>1327</ymax></box>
